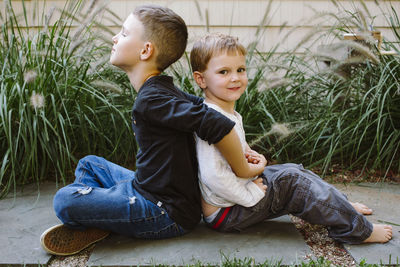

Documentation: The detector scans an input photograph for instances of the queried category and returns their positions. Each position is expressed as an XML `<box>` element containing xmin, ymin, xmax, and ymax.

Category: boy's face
<box><xmin>110</xmin><ymin>14</ymin><xmax>146</xmax><ymax>70</ymax></box>
<box><xmin>197</xmin><ymin>52</ymin><xmax>248</xmax><ymax>108</ymax></box>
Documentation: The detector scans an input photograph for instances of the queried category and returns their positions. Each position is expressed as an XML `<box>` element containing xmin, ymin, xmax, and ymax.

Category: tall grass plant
<box><xmin>0</xmin><ymin>0</ymin><xmax>135</xmax><ymax>197</ymax></box>
<box><xmin>1</xmin><ymin>0</ymin><xmax>399</xmax><ymax>198</ymax></box>
<box><xmin>242</xmin><ymin>1</ymin><xmax>400</xmax><ymax>176</ymax></box>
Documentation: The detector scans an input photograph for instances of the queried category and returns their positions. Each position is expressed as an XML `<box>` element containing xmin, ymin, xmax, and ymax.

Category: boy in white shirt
<box><xmin>191</xmin><ymin>33</ymin><xmax>392</xmax><ymax>244</ymax></box>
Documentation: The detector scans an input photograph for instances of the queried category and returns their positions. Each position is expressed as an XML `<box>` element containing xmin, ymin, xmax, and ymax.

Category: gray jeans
<box><xmin>206</xmin><ymin>163</ymin><xmax>373</xmax><ymax>244</ymax></box>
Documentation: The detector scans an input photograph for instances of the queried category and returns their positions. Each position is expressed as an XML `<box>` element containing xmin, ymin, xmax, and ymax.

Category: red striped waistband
<box><xmin>212</xmin><ymin>207</ymin><xmax>231</xmax><ymax>229</ymax></box>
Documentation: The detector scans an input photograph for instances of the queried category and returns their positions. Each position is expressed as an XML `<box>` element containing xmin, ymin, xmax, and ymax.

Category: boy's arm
<box><xmin>215</xmin><ymin>129</ymin><xmax>266</xmax><ymax>178</ymax></box>
<box><xmin>139</xmin><ymin>92</ymin><xmax>235</xmax><ymax>144</ymax></box>
<box><xmin>244</xmin><ymin>143</ymin><xmax>267</xmax><ymax>165</ymax></box>
<box><xmin>181</xmin><ymin>90</ymin><xmax>204</xmax><ymax>105</ymax></box>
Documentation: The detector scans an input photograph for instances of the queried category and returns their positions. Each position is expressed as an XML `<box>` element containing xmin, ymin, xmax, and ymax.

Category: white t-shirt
<box><xmin>196</xmin><ymin>102</ymin><xmax>265</xmax><ymax>208</ymax></box>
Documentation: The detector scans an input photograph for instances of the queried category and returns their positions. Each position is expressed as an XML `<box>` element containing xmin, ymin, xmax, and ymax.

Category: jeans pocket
<box><xmin>250</xmin><ymin>193</ymin><xmax>269</xmax><ymax>212</ymax></box>
<box><xmin>271</xmin><ymin>171</ymin><xmax>311</xmax><ymax>214</ymax></box>
<box><xmin>138</xmin><ymin>198</ymin><xmax>166</xmax><ymax>219</ymax></box>
<box><xmin>271</xmin><ymin>175</ymin><xmax>291</xmax><ymax>213</ymax></box>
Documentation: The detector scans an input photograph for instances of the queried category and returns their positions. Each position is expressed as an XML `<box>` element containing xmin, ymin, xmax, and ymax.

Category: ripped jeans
<box><xmin>53</xmin><ymin>155</ymin><xmax>186</xmax><ymax>239</ymax></box>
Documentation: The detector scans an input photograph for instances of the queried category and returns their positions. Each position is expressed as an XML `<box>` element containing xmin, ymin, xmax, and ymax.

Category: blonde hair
<box><xmin>190</xmin><ymin>33</ymin><xmax>246</xmax><ymax>72</ymax></box>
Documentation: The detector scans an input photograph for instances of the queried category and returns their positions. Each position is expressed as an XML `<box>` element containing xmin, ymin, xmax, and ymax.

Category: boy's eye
<box><xmin>219</xmin><ymin>70</ymin><xmax>228</xmax><ymax>74</ymax></box>
<box><xmin>238</xmin><ymin>67</ymin><xmax>246</xmax><ymax>73</ymax></box>
<box><xmin>119</xmin><ymin>27</ymin><xmax>127</xmax><ymax>37</ymax></box>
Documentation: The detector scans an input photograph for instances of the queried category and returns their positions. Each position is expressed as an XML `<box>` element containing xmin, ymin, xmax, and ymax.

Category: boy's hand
<box><xmin>245</xmin><ymin>149</ymin><xmax>267</xmax><ymax>166</ymax></box>
<box><xmin>247</xmin><ymin>152</ymin><xmax>267</xmax><ymax>178</ymax></box>
<box><xmin>252</xmin><ymin>178</ymin><xmax>267</xmax><ymax>193</ymax></box>
<box><xmin>215</xmin><ymin>129</ymin><xmax>266</xmax><ymax>178</ymax></box>
<box><xmin>245</xmin><ymin>149</ymin><xmax>259</xmax><ymax>164</ymax></box>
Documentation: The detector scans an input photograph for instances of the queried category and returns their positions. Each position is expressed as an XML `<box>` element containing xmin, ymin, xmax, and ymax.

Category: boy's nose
<box><xmin>112</xmin><ymin>35</ymin><xmax>118</xmax><ymax>43</ymax></box>
<box><xmin>231</xmin><ymin>74</ymin><xmax>239</xmax><ymax>81</ymax></box>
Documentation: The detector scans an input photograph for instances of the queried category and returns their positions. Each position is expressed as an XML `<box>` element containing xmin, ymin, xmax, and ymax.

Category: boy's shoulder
<box><xmin>134</xmin><ymin>75</ymin><xmax>199</xmax><ymax>112</ymax></box>
<box><xmin>135</xmin><ymin>76</ymin><xmax>183</xmax><ymax>103</ymax></box>
<box><xmin>140</xmin><ymin>75</ymin><xmax>173</xmax><ymax>91</ymax></box>
<box><xmin>204</xmin><ymin>102</ymin><xmax>242</xmax><ymax>122</ymax></box>
<box><xmin>139</xmin><ymin>75</ymin><xmax>183</xmax><ymax>95</ymax></box>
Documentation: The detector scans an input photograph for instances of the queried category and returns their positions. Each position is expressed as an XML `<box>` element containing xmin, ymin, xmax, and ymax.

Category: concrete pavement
<box><xmin>0</xmin><ymin>182</ymin><xmax>399</xmax><ymax>266</ymax></box>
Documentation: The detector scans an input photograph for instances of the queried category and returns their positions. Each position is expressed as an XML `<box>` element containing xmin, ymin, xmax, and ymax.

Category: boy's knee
<box><xmin>264</xmin><ymin>163</ymin><xmax>302</xmax><ymax>175</ymax></box>
<box><xmin>53</xmin><ymin>186</ymin><xmax>76</xmax><ymax>220</ymax></box>
<box><xmin>280</xmin><ymin>166</ymin><xmax>303</xmax><ymax>177</ymax></box>
<box><xmin>76</xmin><ymin>155</ymin><xmax>107</xmax><ymax>173</ymax></box>
<box><xmin>274</xmin><ymin>166</ymin><xmax>313</xmax><ymax>190</ymax></box>
<box><xmin>79</xmin><ymin>155</ymin><xmax>102</xmax><ymax>165</ymax></box>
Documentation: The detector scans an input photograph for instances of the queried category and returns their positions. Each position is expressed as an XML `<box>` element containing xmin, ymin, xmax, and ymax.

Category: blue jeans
<box><xmin>53</xmin><ymin>155</ymin><xmax>186</xmax><ymax>239</ymax></box>
<box><xmin>205</xmin><ymin>163</ymin><xmax>373</xmax><ymax>244</ymax></box>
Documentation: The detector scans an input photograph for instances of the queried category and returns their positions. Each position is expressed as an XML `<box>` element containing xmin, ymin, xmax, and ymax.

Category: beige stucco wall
<box><xmin>4</xmin><ymin>0</ymin><xmax>400</xmax><ymax>53</ymax></box>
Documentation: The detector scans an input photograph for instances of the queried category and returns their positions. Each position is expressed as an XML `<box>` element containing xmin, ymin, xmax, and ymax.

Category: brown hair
<box><xmin>190</xmin><ymin>33</ymin><xmax>247</xmax><ymax>72</ymax></box>
<box><xmin>133</xmin><ymin>5</ymin><xmax>188</xmax><ymax>71</ymax></box>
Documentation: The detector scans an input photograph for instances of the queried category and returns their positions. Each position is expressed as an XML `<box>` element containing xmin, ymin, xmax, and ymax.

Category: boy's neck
<box><xmin>204</xmin><ymin>98</ymin><xmax>235</xmax><ymax>115</ymax></box>
<box><xmin>126</xmin><ymin>65</ymin><xmax>161</xmax><ymax>92</ymax></box>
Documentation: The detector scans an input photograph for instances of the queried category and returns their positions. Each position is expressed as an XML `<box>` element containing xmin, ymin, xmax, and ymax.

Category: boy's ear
<box><xmin>140</xmin><ymin>42</ymin><xmax>154</xmax><ymax>60</ymax></box>
<box><xmin>193</xmin><ymin>71</ymin><xmax>207</xmax><ymax>89</ymax></box>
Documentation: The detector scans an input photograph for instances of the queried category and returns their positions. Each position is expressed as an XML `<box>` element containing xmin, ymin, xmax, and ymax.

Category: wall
<box><xmin>3</xmin><ymin>0</ymin><xmax>400</xmax><ymax>53</ymax></box>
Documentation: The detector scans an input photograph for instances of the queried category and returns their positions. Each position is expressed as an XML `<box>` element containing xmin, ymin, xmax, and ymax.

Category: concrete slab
<box><xmin>88</xmin><ymin>215</ymin><xmax>310</xmax><ymax>266</ymax></box>
<box><xmin>336</xmin><ymin>183</ymin><xmax>400</xmax><ymax>265</ymax></box>
<box><xmin>0</xmin><ymin>182</ymin><xmax>60</xmax><ymax>265</ymax></box>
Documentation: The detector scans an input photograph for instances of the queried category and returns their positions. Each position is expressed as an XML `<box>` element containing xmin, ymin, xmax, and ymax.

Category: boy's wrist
<box><xmin>248</xmin><ymin>163</ymin><xmax>265</xmax><ymax>177</ymax></box>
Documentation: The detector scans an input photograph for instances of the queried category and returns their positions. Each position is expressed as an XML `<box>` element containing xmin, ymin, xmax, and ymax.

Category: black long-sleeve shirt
<box><xmin>131</xmin><ymin>75</ymin><xmax>235</xmax><ymax>230</ymax></box>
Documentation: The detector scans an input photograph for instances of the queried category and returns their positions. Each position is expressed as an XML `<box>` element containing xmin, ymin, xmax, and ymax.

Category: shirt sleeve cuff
<box><xmin>198</xmin><ymin>107</ymin><xmax>235</xmax><ymax>145</ymax></box>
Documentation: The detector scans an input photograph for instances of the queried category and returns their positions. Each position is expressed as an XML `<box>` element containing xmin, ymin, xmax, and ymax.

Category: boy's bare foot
<box><xmin>350</xmin><ymin>202</ymin><xmax>373</xmax><ymax>215</ymax></box>
<box><xmin>363</xmin><ymin>224</ymin><xmax>393</xmax><ymax>243</ymax></box>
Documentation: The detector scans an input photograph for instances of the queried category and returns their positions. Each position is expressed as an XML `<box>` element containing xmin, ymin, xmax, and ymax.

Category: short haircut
<box><xmin>133</xmin><ymin>5</ymin><xmax>188</xmax><ymax>71</ymax></box>
<box><xmin>190</xmin><ymin>33</ymin><xmax>247</xmax><ymax>72</ymax></box>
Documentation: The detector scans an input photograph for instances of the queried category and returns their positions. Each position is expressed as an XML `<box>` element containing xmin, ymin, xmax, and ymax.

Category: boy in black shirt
<box><xmin>40</xmin><ymin>5</ymin><xmax>261</xmax><ymax>256</ymax></box>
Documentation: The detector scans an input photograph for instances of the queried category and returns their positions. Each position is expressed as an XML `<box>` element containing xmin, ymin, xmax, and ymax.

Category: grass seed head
<box><xmin>30</xmin><ymin>92</ymin><xmax>45</xmax><ymax>109</ymax></box>
<box><xmin>269</xmin><ymin>123</ymin><xmax>292</xmax><ymax>139</ymax></box>
<box><xmin>24</xmin><ymin>70</ymin><xmax>37</xmax><ymax>84</ymax></box>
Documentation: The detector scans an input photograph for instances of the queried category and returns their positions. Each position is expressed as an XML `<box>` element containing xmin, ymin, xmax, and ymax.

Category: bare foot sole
<box><xmin>363</xmin><ymin>224</ymin><xmax>393</xmax><ymax>243</ymax></box>
<box><xmin>350</xmin><ymin>202</ymin><xmax>373</xmax><ymax>215</ymax></box>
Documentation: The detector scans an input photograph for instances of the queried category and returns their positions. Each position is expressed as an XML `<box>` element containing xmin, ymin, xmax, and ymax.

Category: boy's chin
<box><xmin>109</xmin><ymin>58</ymin><xmax>120</xmax><ymax>68</ymax></box>
<box><xmin>109</xmin><ymin>54</ymin><xmax>119</xmax><ymax>65</ymax></box>
<box><xmin>109</xmin><ymin>61</ymin><xmax>128</xmax><ymax>72</ymax></box>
